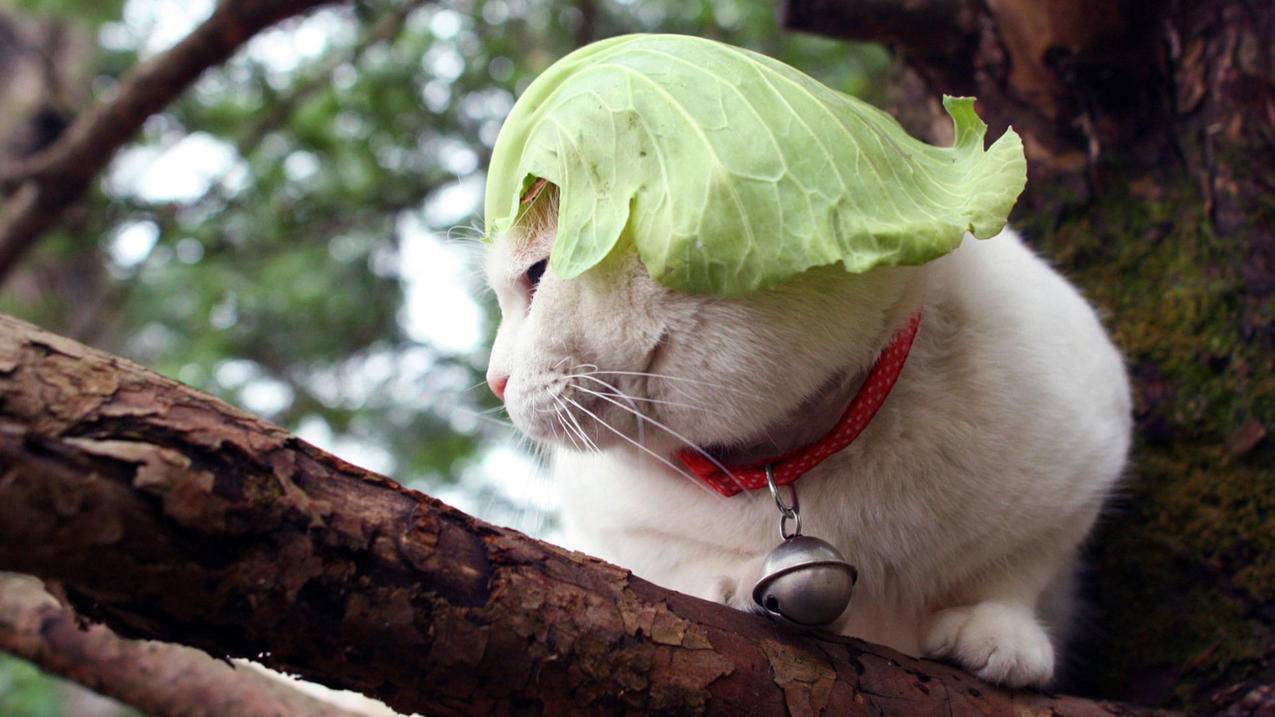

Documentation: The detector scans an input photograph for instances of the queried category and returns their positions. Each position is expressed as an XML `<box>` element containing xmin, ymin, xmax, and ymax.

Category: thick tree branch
<box><xmin>0</xmin><ymin>313</ymin><xmax>1169</xmax><ymax>716</ymax></box>
<box><xmin>779</xmin><ymin>0</ymin><xmax>976</xmax><ymax>59</ymax></box>
<box><xmin>0</xmin><ymin>574</ymin><xmax>372</xmax><ymax>717</ymax></box>
<box><xmin>0</xmin><ymin>0</ymin><xmax>342</xmax><ymax>284</ymax></box>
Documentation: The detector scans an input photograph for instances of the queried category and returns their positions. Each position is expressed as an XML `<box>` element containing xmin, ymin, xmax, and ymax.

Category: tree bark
<box><xmin>0</xmin><ymin>313</ymin><xmax>1167</xmax><ymax>716</ymax></box>
<box><xmin>0</xmin><ymin>574</ymin><xmax>373</xmax><ymax>717</ymax></box>
<box><xmin>783</xmin><ymin>1</ymin><xmax>1275</xmax><ymax>713</ymax></box>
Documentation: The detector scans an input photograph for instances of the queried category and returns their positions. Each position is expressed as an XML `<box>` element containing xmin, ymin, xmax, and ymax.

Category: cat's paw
<box><xmin>705</xmin><ymin>574</ymin><xmax>768</xmax><ymax>615</ymax></box>
<box><xmin>707</xmin><ymin>575</ymin><xmax>745</xmax><ymax>610</ymax></box>
<box><xmin>922</xmin><ymin>602</ymin><xmax>1055</xmax><ymax>689</ymax></box>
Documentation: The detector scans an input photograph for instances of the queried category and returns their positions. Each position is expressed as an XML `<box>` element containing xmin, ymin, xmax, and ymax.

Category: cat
<box><xmin>484</xmin><ymin>184</ymin><xmax>1131</xmax><ymax>688</ymax></box>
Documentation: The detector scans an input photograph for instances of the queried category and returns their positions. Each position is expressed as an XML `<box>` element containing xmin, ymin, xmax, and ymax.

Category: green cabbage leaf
<box><xmin>484</xmin><ymin>34</ymin><xmax>1027</xmax><ymax>296</ymax></box>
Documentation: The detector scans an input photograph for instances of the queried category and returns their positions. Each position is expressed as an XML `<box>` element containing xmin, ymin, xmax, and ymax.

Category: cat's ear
<box><xmin>520</xmin><ymin>177</ymin><xmax>548</xmax><ymax>207</ymax></box>
<box><xmin>511</xmin><ymin>178</ymin><xmax>560</xmax><ymax>243</ymax></box>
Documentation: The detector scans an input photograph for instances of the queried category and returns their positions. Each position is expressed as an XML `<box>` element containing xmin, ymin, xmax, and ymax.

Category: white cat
<box><xmin>485</xmin><ymin>186</ymin><xmax>1131</xmax><ymax>688</ymax></box>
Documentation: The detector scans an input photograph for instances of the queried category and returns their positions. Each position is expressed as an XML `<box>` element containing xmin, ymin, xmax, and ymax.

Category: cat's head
<box><xmin>485</xmin><ymin>182</ymin><xmax>919</xmax><ymax>466</ymax></box>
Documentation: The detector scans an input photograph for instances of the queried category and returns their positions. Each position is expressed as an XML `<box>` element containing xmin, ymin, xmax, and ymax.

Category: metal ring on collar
<box><xmin>765</xmin><ymin>465</ymin><xmax>801</xmax><ymax>539</ymax></box>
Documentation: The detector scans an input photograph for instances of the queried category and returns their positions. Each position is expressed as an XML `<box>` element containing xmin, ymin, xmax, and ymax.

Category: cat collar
<box><xmin>677</xmin><ymin>309</ymin><xmax>922</xmax><ymax>497</ymax></box>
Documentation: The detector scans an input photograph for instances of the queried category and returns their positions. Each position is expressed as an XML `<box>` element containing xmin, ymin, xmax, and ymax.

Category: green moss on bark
<box><xmin>1019</xmin><ymin>176</ymin><xmax>1274</xmax><ymax>707</ymax></box>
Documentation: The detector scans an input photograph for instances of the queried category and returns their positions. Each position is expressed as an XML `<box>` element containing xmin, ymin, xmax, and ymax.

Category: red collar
<box><xmin>677</xmin><ymin>310</ymin><xmax>922</xmax><ymax>497</ymax></box>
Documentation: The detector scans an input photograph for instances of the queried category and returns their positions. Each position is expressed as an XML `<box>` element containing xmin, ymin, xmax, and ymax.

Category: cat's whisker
<box><xmin>553</xmin><ymin>413</ymin><xmax>583</xmax><ymax>453</ymax></box>
<box><xmin>552</xmin><ymin>408</ymin><xmax>583</xmax><ymax>453</ymax></box>
<box><xmin>547</xmin><ymin>408</ymin><xmax>567</xmax><ymax>446</ymax></box>
<box><xmin>569</xmin><ymin>374</ymin><xmax>710</xmax><ymax>413</ymax></box>
<box><xmin>570</xmin><ymin>385</ymin><xmax>747</xmax><ymax>495</ymax></box>
<box><xmin>561</xmin><ymin>399</ymin><xmax>601</xmax><ymax>453</ymax></box>
<box><xmin>578</xmin><ymin>369</ymin><xmax>757</xmax><ymax>399</ymax></box>
<box><xmin>554</xmin><ymin>395</ymin><xmax>599</xmax><ymax>453</ymax></box>
<box><xmin>549</xmin><ymin>404</ymin><xmax>572</xmax><ymax>448</ymax></box>
<box><xmin>443</xmin><ymin>220</ymin><xmax>488</xmax><ymax>245</ymax></box>
<box><xmin>522</xmin><ymin>434</ymin><xmax>552</xmax><ymax>470</ymax></box>
<box><xmin>463</xmin><ymin>402</ymin><xmax>514</xmax><ymax>417</ymax></box>
<box><xmin>525</xmin><ymin>448</ymin><xmax>554</xmax><ymax>537</ymax></box>
<box><xmin>561</xmin><ymin>395</ymin><xmax>724</xmax><ymax>500</ymax></box>
<box><xmin>505</xmin><ymin>434</ymin><xmax>549</xmax><ymax>537</ymax></box>
<box><xmin>576</xmin><ymin>369</ymin><xmax>729</xmax><ymax>389</ymax></box>
<box><xmin>451</xmin><ymin>404</ymin><xmax>516</xmax><ymax>428</ymax></box>
<box><xmin>564</xmin><ymin>370</ymin><xmax>647</xmax><ymax>444</ymax></box>
<box><xmin>544</xmin><ymin>399</ymin><xmax>570</xmax><ymax>446</ymax></box>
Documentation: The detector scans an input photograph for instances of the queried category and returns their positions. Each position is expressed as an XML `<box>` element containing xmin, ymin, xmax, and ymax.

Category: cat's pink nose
<box><xmin>488</xmin><ymin>375</ymin><xmax>508</xmax><ymax>401</ymax></box>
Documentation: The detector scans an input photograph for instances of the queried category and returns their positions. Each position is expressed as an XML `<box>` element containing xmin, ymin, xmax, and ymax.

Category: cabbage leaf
<box><xmin>484</xmin><ymin>34</ymin><xmax>1027</xmax><ymax>296</ymax></box>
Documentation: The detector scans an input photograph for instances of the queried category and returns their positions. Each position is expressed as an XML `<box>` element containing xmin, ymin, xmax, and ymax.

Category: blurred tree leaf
<box><xmin>0</xmin><ymin>655</ymin><xmax>70</xmax><ymax>717</ymax></box>
<box><xmin>9</xmin><ymin>0</ymin><xmax>125</xmax><ymax>25</ymax></box>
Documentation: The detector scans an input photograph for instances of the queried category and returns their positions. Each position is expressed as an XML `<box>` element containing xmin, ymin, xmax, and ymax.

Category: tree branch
<box><xmin>778</xmin><ymin>0</ymin><xmax>977</xmax><ymax>59</ymax></box>
<box><xmin>0</xmin><ymin>0</ymin><xmax>342</xmax><ymax>285</ymax></box>
<box><xmin>0</xmin><ymin>574</ymin><xmax>374</xmax><ymax>717</ymax></box>
<box><xmin>0</xmin><ymin>313</ymin><xmax>1169</xmax><ymax>716</ymax></box>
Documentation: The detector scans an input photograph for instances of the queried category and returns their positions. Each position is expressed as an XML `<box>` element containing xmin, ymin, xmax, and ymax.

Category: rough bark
<box><xmin>0</xmin><ymin>0</ymin><xmax>342</xmax><ymax>285</ymax></box>
<box><xmin>0</xmin><ymin>574</ymin><xmax>371</xmax><ymax>717</ymax></box>
<box><xmin>783</xmin><ymin>0</ymin><xmax>1274</xmax><ymax>713</ymax></box>
<box><xmin>0</xmin><ymin>313</ymin><xmax>1167</xmax><ymax>716</ymax></box>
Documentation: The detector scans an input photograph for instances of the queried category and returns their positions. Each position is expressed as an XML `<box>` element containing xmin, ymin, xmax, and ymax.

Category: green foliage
<box><xmin>0</xmin><ymin>653</ymin><xmax>145</xmax><ymax>715</ymax></box>
<box><xmin>0</xmin><ymin>655</ymin><xmax>64</xmax><ymax>717</ymax></box>
<box><xmin>7</xmin><ymin>0</ymin><xmax>124</xmax><ymax>25</ymax></box>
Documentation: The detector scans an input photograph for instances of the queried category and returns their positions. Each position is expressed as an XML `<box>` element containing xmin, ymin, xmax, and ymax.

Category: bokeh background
<box><xmin>0</xmin><ymin>0</ymin><xmax>888</xmax><ymax>712</ymax></box>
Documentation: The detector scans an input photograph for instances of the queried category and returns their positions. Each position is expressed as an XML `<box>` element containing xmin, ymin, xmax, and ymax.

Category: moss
<box><xmin>1017</xmin><ymin>175</ymin><xmax>1274</xmax><ymax>708</ymax></box>
<box><xmin>1076</xmin><ymin>439</ymin><xmax>1273</xmax><ymax>704</ymax></box>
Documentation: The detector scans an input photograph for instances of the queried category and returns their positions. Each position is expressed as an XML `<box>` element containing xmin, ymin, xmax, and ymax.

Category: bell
<box><xmin>752</xmin><ymin>535</ymin><xmax>858</xmax><ymax>626</ymax></box>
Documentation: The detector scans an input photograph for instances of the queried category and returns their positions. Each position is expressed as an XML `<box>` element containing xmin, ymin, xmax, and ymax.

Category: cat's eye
<box><xmin>525</xmin><ymin>258</ymin><xmax>548</xmax><ymax>294</ymax></box>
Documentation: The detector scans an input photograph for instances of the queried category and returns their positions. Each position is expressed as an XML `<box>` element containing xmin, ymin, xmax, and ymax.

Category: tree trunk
<box><xmin>782</xmin><ymin>1</ymin><xmax>1274</xmax><ymax>712</ymax></box>
<box><xmin>0</xmin><ymin>313</ymin><xmax>1165</xmax><ymax>716</ymax></box>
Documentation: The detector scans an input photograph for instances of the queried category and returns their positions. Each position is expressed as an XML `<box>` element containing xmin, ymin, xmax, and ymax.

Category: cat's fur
<box><xmin>485</xmin><ymin>187</ymin><xmax>1131</xmax><ymax>688</ymax></box>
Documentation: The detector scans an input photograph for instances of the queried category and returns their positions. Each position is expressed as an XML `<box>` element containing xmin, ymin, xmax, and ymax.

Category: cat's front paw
<box><xmin>707</xmin><ymin>575</ymin><xmax>764</xmax><ymax>614</ymax></box>
<box><xmin>922</xmin><ymin>602</ymin><xmax>1055</xmax><ymax>689</ymax></box>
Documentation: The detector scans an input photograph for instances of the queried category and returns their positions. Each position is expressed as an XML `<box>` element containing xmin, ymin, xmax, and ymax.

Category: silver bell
<box><xmin>752</xmin><ymin>535</ymin><xmax>857</xmax><ymax>626</ymax></box>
